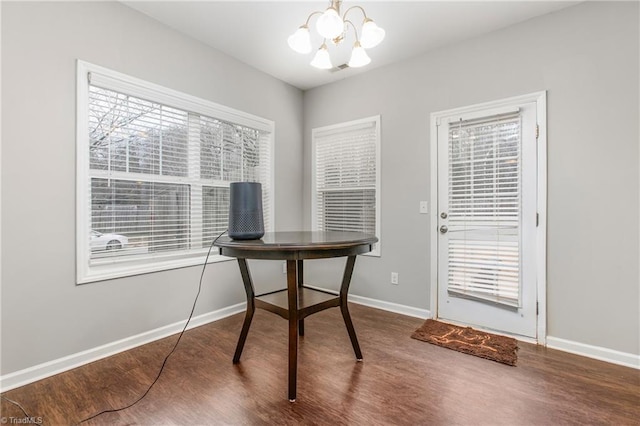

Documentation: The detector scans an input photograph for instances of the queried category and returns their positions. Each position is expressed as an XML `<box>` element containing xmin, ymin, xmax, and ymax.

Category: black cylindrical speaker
<box><xmin>228</xmin><ymin>182</ymin><xmax>264</xmax><ymax>240</ymax></box>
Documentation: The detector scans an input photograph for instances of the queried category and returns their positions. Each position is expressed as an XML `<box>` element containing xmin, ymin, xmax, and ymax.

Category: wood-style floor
<box><xmin>1</xmin><ymin>304</ymin><xmax>639</xmax><ymax>425</ymax></box>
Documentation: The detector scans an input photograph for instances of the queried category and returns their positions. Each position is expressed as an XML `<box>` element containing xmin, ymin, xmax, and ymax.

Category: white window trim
<box><xmin>76</xmin><ymin>60</ymin><xmax>275</xmax><ymax>284</ymax></box>
<box><xmin>311</xmin><ymin>115</ymin><xmax>381</xmax><ymax>256</ymax></box>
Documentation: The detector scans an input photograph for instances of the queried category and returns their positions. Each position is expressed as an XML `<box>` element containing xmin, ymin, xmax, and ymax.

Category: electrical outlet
<box><xmin>391</xmin><ymin>272</ymin><xmax>399</xmax><ymax>285</ymax></box>
<box><xmin>282</xmin><ymin>261</ymin><xmax>287</xmax><ymax>274</ymax></box>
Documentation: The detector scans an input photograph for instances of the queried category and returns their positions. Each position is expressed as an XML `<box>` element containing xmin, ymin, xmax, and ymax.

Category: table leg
<box><xmin>297</xmin><ymin>259</ymin><xmax>304</xmax><ymax>337</ymax></box>
<box><xmin>339</xmin><ymin>255</ymin><xmax>363</xmax><ymax>361</ymax></box>
<box><xmin>233</xmin><ymin>258</ymin><xmax>255</xmax><ymax>364</ymax></box>
<box><xmin>286</xmin><ymin>259</ymin><xmax>299</xmax><ymax>402</ymax></box>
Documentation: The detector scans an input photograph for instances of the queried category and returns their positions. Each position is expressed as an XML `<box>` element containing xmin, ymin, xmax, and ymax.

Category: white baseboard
<box><xmin>302</xmin><ymin>285</ymin><xmax>431</xmax><ymax>319</ymax></box>
<box><xmin>348</xmin><ymin>293</ymin><xmax>431</xmax><ymax>319</ymax></box>
<box><xmin>547</xmin><ymin>336</ymin><xmax>640</xmax><ymax>370</ymax></box>
<box><xmin>0</xmin><ymin>302</ymin><xmax>246</xmax><ymax>392</ymax></box>
<box><xmin>5</xmin><ymin>298</ymin><xmax>636</xmax><ymax>393</ymax></box>
<box><xmin>0</xmin><ymin>292</ymin><xmax>426</xmax><ymax>393</ymax></box>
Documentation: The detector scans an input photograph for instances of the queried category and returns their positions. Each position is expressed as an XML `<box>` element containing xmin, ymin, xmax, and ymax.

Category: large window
<box><xmin>312</xmin><ymin>116</ymin><xmax>381</xmax><ymax>256</ymax></box>
<box><xmin>77</xmin><ymin>61</ymin><xmax>274</xmax><ymax>284</ymax></box>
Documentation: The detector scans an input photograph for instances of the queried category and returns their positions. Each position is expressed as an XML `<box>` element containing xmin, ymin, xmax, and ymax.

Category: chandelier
<box><xmin>287</xmin><ymin>0</ymin><xmax>386</xmax><ymax>69</ymax></box>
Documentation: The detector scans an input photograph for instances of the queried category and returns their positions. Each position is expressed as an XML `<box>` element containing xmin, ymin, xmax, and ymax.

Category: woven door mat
<box><xmin>411</xmin><ymin>319</ymin><xmax>518</xmax><ymax>366</ymax></box>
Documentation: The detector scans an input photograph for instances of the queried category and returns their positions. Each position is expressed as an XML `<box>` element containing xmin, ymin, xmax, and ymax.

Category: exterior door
<box><xmin>436</xmin><ymin>101</ymin><xmax>538</xmax><ymax>338</ymax></box>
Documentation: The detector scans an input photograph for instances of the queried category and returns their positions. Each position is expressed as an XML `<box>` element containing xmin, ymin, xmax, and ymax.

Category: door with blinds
<box><xmin>436</xmin><ymin>101</ymin><xmax>538</xmax><ymax>338</ymax></box>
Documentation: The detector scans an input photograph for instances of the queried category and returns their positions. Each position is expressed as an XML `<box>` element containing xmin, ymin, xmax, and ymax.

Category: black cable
<box><xmin>1</xmin><ymin>395</ymin><xmax>41</xmax><ymax>424</ymax></box>
<box><xmin>78</xmin><ymin>229</ymin><xmax>228</xmax><ymax>424</ymax></box>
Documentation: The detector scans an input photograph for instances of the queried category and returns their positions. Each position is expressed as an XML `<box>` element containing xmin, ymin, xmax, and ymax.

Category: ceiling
<box><xmin>123</xmin><ymin>1</ymin><xmax>579</xmax><ymax>91</ymax></box>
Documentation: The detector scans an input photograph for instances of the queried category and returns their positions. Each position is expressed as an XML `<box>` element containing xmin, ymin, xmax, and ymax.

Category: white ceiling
<box><xmin>123</xmin><ymin>1</ymin><xmax>579</xmax><ymax>91</ymax></box>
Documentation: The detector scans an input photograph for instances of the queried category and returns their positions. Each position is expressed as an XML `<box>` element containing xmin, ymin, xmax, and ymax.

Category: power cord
<box><xmin>77</xmin><ymin>229</ymin><xmax>228</xmax><ymax>424</ymax></box>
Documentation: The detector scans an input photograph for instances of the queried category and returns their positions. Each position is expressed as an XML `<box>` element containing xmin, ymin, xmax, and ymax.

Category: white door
<box><xmin>436</xmin><ymin>101</ymin><xmax>538</xmax><ymax>338</ymax></box>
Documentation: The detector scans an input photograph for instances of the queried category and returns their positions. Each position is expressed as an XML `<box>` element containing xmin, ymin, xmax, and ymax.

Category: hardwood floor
<box><xmin>2</xmin><ymin>304</ymin><xmax>639</xmax><ymax>425</ymax></box>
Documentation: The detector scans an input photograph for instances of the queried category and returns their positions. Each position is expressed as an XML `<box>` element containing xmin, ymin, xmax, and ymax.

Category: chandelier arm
<box><xmin>342</xmin><ymin>5</ymin><xmax>368</xmax><ymax>21</ymax></box>
<box><xmin>303</xmin><ymin>10</ymin><xmax>325</xmax><ymax>26</ymax></box>
<box><xmin>343</xmin><ymin>19</ymin><xmax>360</xmax><ymax>41</ymax></box>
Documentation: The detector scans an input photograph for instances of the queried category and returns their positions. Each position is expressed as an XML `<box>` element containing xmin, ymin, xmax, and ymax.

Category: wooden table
<box><xmin>214</xmin><ymin>231</ymin><xmax>378</xmax><ymax>401</ymax></box>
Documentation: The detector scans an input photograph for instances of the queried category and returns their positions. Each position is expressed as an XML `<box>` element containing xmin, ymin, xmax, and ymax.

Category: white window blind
<box><xmin>77</xmin><ymin>61</ymin><xmax>274</xmax><ymax>283</ymax></box>
<box><xmin>446</xmin><ymin>111</ymin><xmax>521</xmax><ymax>306</ymax></box>
<box><xmin>312</xmin><ymin>116</ymin><xmax>380</xmax><ymax>255</ymax></box>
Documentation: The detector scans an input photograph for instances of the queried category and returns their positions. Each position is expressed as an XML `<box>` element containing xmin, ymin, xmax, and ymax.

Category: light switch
<box><xmin>419</xmin><ymin>201</ymin><xmax>429</xmax><ymax>214</ymax></box>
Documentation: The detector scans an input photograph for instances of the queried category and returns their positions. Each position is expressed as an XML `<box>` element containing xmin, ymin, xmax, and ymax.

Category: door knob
<box><xmin>440</xmin><ymin>212</ymin><xmax>448</xmax><ymax>219</ymax></box>
<box><xmin>440</xmin><ymin>225</ymin><xmax>448</xmax><ymax>234</ymax></box>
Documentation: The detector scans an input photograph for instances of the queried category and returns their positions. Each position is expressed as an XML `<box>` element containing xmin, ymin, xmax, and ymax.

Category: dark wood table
<box><xmin>214</xmin><ymin>231</ymin><xmax>378</xmax><ymax>401</ymax></box>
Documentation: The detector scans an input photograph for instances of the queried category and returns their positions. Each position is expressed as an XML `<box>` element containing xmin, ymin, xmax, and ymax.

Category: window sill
<box><xmin>77</xmin><ymin>253</ymin><xmax>233</xmax><ymax>285</ymax></box>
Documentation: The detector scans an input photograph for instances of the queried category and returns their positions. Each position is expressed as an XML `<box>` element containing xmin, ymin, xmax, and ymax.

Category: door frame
<box><xmin>429</xmin><ymin>91</ymin><xmax>547</xmax><ymax>344</ymax></box>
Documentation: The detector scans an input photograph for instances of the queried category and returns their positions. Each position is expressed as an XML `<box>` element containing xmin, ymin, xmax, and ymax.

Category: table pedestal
<box><xmin>232</xmin><ymin>257</ymin><xmax>362</xmax><ymax>402</ymax></box>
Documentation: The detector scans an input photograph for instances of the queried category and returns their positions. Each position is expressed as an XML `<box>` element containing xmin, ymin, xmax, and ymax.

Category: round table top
<box><xmin>214</xmin><ymin>231</ymin><xmax>378</xmax><ymax>259</ymax></box>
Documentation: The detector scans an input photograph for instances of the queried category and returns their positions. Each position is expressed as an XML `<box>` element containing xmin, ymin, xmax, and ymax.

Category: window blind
<box><xmin>78</xmin><ymin>61</ymin><xmax>274</xmax><ymax>283</ymax></box>
<box><xmin>312</xmin><ymin>117</ymin><xmax>379</xmax><ymax>254</ymax></box>
<box><xmin>446</xmin><ymin>112</ymin><xmax>521</xmax><ymax>307</ymax></box>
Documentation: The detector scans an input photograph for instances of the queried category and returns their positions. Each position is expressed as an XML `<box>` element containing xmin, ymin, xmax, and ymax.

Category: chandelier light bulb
<box><xmin>316</xmin><ymin>7</ymin><xmax>344</xmax><ymax>39</ymax></box>
<box><xmin>288</xmin><ymin>25</ymin><xmax>312</xmax><ymax>54</ymax></box>
<box><xmin>310</xmin><ymin>43</ymin><xmax>333</xmax><ymax>69</ymax></box>
<box><xmin>360</xmin><ymin>18</ymin><xmax>385</xmax><ymax>49</ymax></box>
<box><xmin>348</xmin><ymin>41</ymin><xmax>371</xmax><ymax>68</ymax></box>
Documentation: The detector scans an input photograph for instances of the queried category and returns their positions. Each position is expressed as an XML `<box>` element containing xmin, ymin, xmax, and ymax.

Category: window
<box><xmin>312</xmin><ymin>116</ymin><xmax>381</xmax><ymax>256</ymax></box>
<box><xmin>76</xmin><ymin>61</ymin><xmax>274</xmax><ymax>284</ymax></box>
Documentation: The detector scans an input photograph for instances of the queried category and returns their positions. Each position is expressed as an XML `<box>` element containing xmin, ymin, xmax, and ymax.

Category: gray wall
<box><xmin>1</xmin><ymin>0</ymin><xmax>638</xmax><ymax>378</ymax></box>
<box><xmin>1</xmin><ymin>1</ymin><xmax>303</xmax><ymax>374</ymax></box>
<box><xmin>303</xmin><ymin>2</ymin><xmax>639</xmax><ymax>355</ymax></box>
